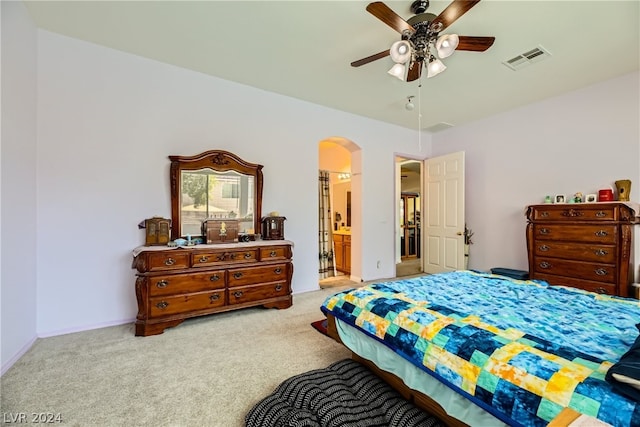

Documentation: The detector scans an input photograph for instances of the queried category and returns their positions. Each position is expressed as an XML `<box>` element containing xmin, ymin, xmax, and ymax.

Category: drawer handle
<box><xmin>274</xmin><ymin>267</ymin><xmax>282</xmax><ymax>274</ymax></box>
<box><xmin>539</xmin><ymin>261</ymin><xmax>551</xmax><ymax>269</ymax></box>
<box><xmin>275</xmin><ymin>284</ymin><xmax>283</xmax><ymax>291</ymax></box>
<box><xmin>156</xmin><ymin>280</ymin><xmax>168</xmax><ymax>288</ymax></box>
<box><xmin>561</xmin><ymin>209</ymin><xmax>583</xmax><ymax>217</ymax></box>
<box><xmin>210</xmin><ymin>274</ymin><xmax>220</xmax><ymax>281</ymax></box>
<box><xmin>595</xmin><ymin>230</ymin><xmax>608</xmax><ymax>237</ymax></box>
<box><xmin>233</xmin><ymin>291</ymin><xmax>244</xmax><ymax>298</ymax></box>
<box><xmin>539</xmin><ymin>228</ymin><xmax>550</xmax><ymax>235</ymax></box>
<box><xmin>244</xmin><ymin>252</ymin><xmax>252</xmax><ymax>259</ymax></box>
<box><xmin>270</xmin><ymin>251</ymin><xmax>277</xmax><ymax>257</ymax></box>
<box><xmin>198</xmin><ymin>256</ymin><xmax>209</xmax><ymax>263</ymax></box>
<box><xmin>156</xmin><ymin>301</ymin><xmax>169</xmax><ymax>309</ymax></box>
<box><xmin>595</xmin><ymin>268</ymin><xmax>608</xmax><ymax>276</ymax></box>
<box><xmin>164</xmin><ymin>258</ymin><xmax>176</xmax><ymax>266</ymax></box>
<box><xmin>540</xmin><ymin>212</ymin><xmax>549</xmax><ymax>217</ymax></box>
<box><xmin>233</xmin><ymin>272</ymin><xmax>243</xmax><ymax>279</ymax></box>
<box><xmin>596</xmin><ymin>211</ymin><xmax>607</xmax><ymax>218</ymax></box>
<box><xmin>594</xmin><ymin>249</ymin><xmax>608</xmax><ymax>256</ymax></box>
<box><xmin>210</xmin><ymin>294</ymin><xmax>220</xmax><ymax>301</ymax></box>
<box><xmin>596</xmin><ymin>287</ymin><xmax>608</xmax><ymax>294</ymax></box>
<box><xmin>538</xmin><ymin>245</ymin><xmax>550</xmax><ymax>252</ymax></box>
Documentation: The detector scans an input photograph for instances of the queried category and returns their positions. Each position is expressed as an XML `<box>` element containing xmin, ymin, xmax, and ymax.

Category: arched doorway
<box><xmin>318</xmin><ymin>137</ymin><xmax>361</xmax><ymax>286</ymax></box>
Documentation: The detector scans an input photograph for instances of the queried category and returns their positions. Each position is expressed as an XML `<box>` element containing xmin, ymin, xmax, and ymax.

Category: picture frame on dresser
<box><xmin>554</xmin><ymin>194</ymin><xmax>565</xmax><ymax>203</ymax></box>
<box><xmin>585</xmin><ymin>194</ymin><xmax>597</xmax><ymax>203</ymax></box>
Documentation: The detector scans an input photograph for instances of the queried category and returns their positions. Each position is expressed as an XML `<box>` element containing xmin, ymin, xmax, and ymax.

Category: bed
<box><xmin>321</xmin><ymin>270</ymin><xmax>640</xmax><ymax>427</ymax></box>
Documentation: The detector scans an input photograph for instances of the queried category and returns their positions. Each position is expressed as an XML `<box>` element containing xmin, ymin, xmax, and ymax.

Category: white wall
<box><xmin>431</xmin><ymin>72</ymin><xmax>640</xmax><ymax>273</ymax></box>
<box><xmin>1</xmin><ymin>1</ymin><xmax>39</xmax><ymax>374</ymax></box>
<box><xmin>34</xmin><ymin>31</ymin><xmax>429</xmax><ymax>338</ymax></box>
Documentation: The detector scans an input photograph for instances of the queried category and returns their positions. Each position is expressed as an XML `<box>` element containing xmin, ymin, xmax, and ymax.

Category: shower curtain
<box><xmin>318</xmin><ymin>170</ymin><xmax>336</xmax><ymax>279</ymax></box>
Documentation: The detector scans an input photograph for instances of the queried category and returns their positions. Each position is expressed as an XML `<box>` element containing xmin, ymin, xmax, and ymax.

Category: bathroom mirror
<box><xmin>169</xmin><ymin>150</ymin><xmax>263</xmax><ymax>240</ymax></box>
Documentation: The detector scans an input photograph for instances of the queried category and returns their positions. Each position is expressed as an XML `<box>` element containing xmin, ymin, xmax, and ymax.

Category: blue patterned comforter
<box><xmin>321</xmin><ymin>271</ymin><xmax>640</xmax><ymax>427</ymax></box>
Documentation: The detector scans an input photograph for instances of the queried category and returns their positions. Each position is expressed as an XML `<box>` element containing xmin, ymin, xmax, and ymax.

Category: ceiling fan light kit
<box><xmin>390</xmin><ymin>40</ymin><xmax>412</xmax><ymax>63</ymax></box>
<box><xmin>435</xmin><ymin>33</ymin><xmax>459</xmax><ymax>58</ymax></box>
<box><xmin>426</xmin><ymin>56</ymin><xmax>446</xmax><ymax>78</ymax></box>
<box><xmin>388</xmin><ymin>63</ymin><xmax>407</xmax><ymax>80</ymax></box>
<box><xmin>352</xmin><ymin>0</ymin><xmax>495</xmax><ymax>82</ymax></box>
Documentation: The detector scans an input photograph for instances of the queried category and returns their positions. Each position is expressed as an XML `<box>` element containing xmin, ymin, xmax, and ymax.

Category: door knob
<box><xmin>457</xmin><ymin>231</ymin><xmax>463</xmax><ymax>236</ymax></box>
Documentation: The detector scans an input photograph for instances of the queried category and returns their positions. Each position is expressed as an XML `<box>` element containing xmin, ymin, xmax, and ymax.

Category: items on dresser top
<box><xmin>261</xmin><ymin>216</ymin><xmax>286</xmax><ymax>240</ymax></box>
<box><xmin>132</xmin><ymin>240</ymin><xmax>294</xmax><ymax>336</ymax></box>
<box><xmin>143</xmin><ymin>217</ymin><xmax>171</xmax><ymax>246</ymax></box>
<box><xmin>202</xmin><ymin>219</ymin><xmax>239</xmax><ymax>244</ymax></box>
<box><xmin>526</xmin><ymin>202</ymin><xmax>637</xmax><ymax>297</ymax></box>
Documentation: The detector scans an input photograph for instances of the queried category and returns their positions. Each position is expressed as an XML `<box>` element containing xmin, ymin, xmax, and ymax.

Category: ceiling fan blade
<box><xmin>406</xmin><ymin>61</ymin><xmax>422</xmax><ymax>82</ymax></box>
<box><xmin>431</xmin><ymin>0</ymin><xmax>481</xmax><ymax>32</ymax></box>
<box><xmin>456</xmin><ymin>36</ymin><xmax>495</xmax><ymax>52</ymax></box>
<box><xmin>351</xmin><ymin>50</ymin><xmax>390</xmax><ymax>67</ymax></box>
<box><xmin>366</xmin><ymin>2</ymin><xmax>415</xmax><ymax>34</ymax></box>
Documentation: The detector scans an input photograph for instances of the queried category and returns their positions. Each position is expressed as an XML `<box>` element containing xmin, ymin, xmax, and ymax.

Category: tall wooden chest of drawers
<box><xmin>525</xmin><ymin>203</ymin><xmax>636</xmax><ymax>297</ymax></box>
<box><xmin>132</xmin><ymin>240</ymin><xmax>293</xmax><ymax>336</ymax></box>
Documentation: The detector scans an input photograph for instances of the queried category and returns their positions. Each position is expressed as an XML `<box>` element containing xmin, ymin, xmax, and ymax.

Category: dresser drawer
<box><xmin>534</xmin><ymin>257</ymin><xmax>616</xmax><ymax>284</ymax></box>
<box><xmin>529</xmin><ymin>206</ymin><xmax>618</xmax><ymax>222</ymax></box>
<box><xmin>190</xmin><ymin>249</ymin><xmax>258</xmax><ymax>267</ymax></box>
<box><xmin>228</xmin><ymin>282</ymin><xmax>290</xmax><ymax>305</ymax></box>
<box><xmin>259</xmin><ymin>246</ymin><xmax>291</xmax><ymax>261</ymax></box>
<box><xmin>228</xmin><ymin>263</ymin><xmax>289</xmax><ymax>287</ymax></box>
<box><xmin>149</xmin><ymin>290</ymin><xmax>226</xmax><ymax>317</ymax></box>
<box><xmin>147</xmin><ymin>270</ymin><xmax>225</xmax><ymax>296</ymax></box>
<box><xmin>533</xmin><ymin>224</ymin><xmax>617</xmax><ymax>244</ymax></box>
<box><xmin>146</xmin><ymin>251</ymin><xmax>190</xmax><ymax>271</ymax></box>
<box><xmin>533</xmin><ymin>273</ymin><xmax>616</xmax><ymax>295</ymax></box>
<box><xmin>533</xmin><ymin>242</ymin><xmax>617</xmax><ymax>263</ymax></box>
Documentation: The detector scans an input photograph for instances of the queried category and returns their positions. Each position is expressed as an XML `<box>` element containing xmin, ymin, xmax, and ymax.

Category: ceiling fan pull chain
<box><xmin>418</xmin><ymin>80</ymin><xmax>423</xmax><ymax>152</ymax></box>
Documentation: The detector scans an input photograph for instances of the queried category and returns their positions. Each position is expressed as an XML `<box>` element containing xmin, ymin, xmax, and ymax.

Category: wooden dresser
<box><xmin>132</xmin><ymin>240</ymin><xmax>294</xmax><ymax>336</ymax></box>
<box><xmin>525</xmin><ymin>203</ymin><xmax>636</xmax><ymax>297</ymax></box>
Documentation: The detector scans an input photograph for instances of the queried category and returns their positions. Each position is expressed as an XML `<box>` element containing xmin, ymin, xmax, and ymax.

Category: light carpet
<box><xmin>1</xmin><ymin>286</ymin><xmax>353</xmax><ymax>427</ymax></box>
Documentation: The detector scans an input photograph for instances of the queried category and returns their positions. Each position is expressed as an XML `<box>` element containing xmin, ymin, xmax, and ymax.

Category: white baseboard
<box><xmin>1</xmin><ymin>335</ymin><xmax>37</xmax><ymax>377</ymax></box>
<box><xmin>37</xmin><ymin>318</ymin><xmax>135</xmax><ymax>338</ymax></box>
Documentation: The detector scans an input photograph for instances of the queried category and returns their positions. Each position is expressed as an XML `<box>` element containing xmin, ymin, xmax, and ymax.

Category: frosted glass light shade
<box><xmin>390</xmin><ymin>40</ymin><xmax>412</xmax><ymax>64</ymax></box>
<box><xmin>436</xmin><ymin>34</ymin><xmax>459</xmax><ymax>58</ymax></box>
<box><xmin>427</xmin><ymin>58</ymin><xmax>446</xmax><ymax>78</ymax></box>
<box><xmin>388</xmin><ymin>63</ymin><xmax>407</xmax><ymax>80</ymax></box>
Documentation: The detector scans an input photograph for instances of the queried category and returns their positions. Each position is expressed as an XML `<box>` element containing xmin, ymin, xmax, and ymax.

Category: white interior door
<box><xmin>423</xmin><ymin>151</ymin><xmax>465</xmax><ymax>274</ymax></box>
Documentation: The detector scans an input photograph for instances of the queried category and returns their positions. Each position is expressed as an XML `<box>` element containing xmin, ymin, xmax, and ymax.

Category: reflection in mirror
<box><xmin>180</xmin><ymin>170</ymin><xmax>255</xmax><ymax>237</ymax></box>
<box><xmin>170</xmin><ymin>150</ymin><xmax>263</xmax><ymax>240</ymax></box>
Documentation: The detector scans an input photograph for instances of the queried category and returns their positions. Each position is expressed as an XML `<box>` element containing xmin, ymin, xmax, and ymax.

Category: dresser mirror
<box><xmin>169</xmin><ymin>150</ymin><xmax>263</xmax><ymax>240</ymax></box>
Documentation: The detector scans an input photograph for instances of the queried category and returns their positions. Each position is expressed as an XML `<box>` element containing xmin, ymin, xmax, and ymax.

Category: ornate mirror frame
<box><xmin>169</xmin><ymin>150</ymin><xmax>264</xmax><ymax>240</ymax></box>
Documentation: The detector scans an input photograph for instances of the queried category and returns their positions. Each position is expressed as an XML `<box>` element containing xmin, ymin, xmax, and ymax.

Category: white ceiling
<box><xmin>24</xmin><ymin>0</ymin><xmax>640</xmax><ymax>132</ymax></box>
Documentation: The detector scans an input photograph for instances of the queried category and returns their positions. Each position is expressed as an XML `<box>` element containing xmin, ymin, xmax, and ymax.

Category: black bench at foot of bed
<box><xmin>245</xmin><ymin>358</ymin><xmax>444</xmax><ymax>427</ymax></box>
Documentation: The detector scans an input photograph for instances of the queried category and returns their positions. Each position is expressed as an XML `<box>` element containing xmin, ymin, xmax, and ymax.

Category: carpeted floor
<box><xmin>396</xmin><ymin>258</ymin><xmax>422</xmax><ymax>277</ymax></box>
<box><xmin>319</xmin><ymin>275</ymin><xmax>358</xmax><ymax>289</ymax></box>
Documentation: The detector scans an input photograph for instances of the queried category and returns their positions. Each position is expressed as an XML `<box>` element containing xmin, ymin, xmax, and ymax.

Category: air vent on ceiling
<box><xmin>502</xmin><ymin>46</ymin><xmax>551</xmax><ymax>71</ymax></box>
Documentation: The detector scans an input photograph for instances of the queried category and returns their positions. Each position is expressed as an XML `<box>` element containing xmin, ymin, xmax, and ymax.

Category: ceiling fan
<box><xmin>351</xmin><ymin>0</ymin><xmax>495</xmax><ymax>82</ymax></box>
